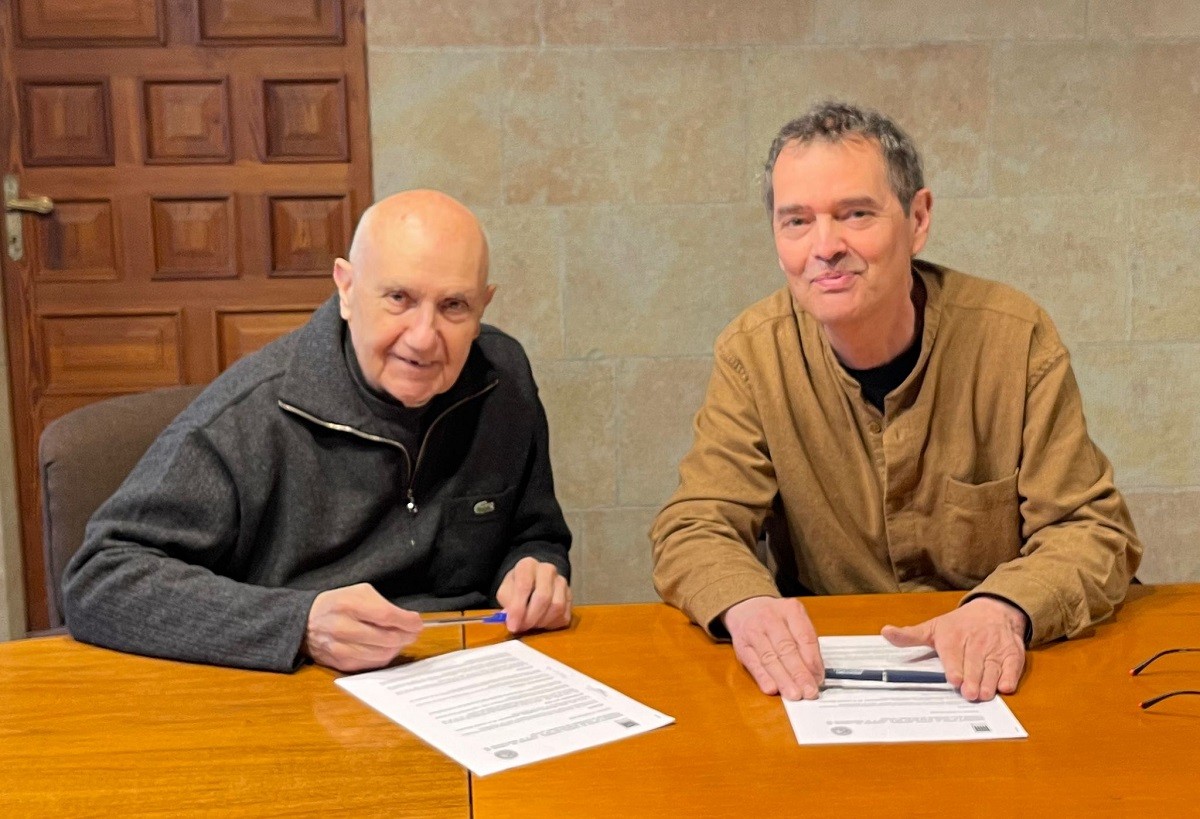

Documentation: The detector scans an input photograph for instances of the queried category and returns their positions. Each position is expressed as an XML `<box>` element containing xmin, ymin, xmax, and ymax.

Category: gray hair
<box><xmin>762</xmin><ymin>100</ymin><xmax>925</xmax><ymax>216</ymax></box>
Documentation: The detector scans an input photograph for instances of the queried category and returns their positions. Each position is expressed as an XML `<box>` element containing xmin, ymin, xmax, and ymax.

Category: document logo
<box><xmin>831</xmin><ymin>726</ymin><xmax>852</xmax><ymax>736</ymax></box>
<box><xmin>494</xmin><ymin>749</ymin><xmax>518</xmax><ymax>759</ymax></box>
<box><xmin>474</xmin><ymin>500</ymin><xmax>496</xmax><ymax>515</ymax></box>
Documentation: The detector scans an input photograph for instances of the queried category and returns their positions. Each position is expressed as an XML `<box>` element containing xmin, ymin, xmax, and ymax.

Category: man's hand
<box><xmin>721</xmin><ymin>596</ymin><xmax>824</xmax><ymax>700</ymax></box>
<box><xmin>303</xmin><ymin>583</ymin><xmax>424</xmax><ymax>672</ymax></box>
<box><xmin>495</xmin><ymin>557</ymin><xmax>571</xmax><ymax>633</ymax></box>
<box><xmin>882</xmin><ymin>597</ymin><xmax>1027</xmax><ymax>701</ymax></box>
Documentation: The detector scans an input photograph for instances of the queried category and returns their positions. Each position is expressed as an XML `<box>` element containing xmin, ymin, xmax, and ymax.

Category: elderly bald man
<box><xmin>64</xmin><ymin>190</ymin><xmax>572</xmax><ymax>672</ymax></box>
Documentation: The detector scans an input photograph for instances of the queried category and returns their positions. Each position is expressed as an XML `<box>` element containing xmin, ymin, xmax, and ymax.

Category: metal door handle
<box><xmin>5</xmin><ymin>195</ymin><xmax>54</xmax><ymax>214</ymax></box>
<box><xmin>4</xmin><ymin>175</ymin><xmax>55</xmax><ymax>260</ymax></box>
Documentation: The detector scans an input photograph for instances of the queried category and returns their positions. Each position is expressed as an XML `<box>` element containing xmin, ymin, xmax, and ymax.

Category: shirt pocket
<box><xmin>430</xmin><ymin>485</ymin><xmax>517</xmax><ymax>595</ymax></box>
<box><xmin>937</xmin><ymin>471</ymin><xmax>1021</xmax><ymax>586</ymax></box>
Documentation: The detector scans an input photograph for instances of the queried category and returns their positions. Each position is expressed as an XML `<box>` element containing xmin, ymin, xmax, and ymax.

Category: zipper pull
<box><xmin>406</xmin><ymin>490</ymin><xmax>418</xmax><ymax>516</ymax></box>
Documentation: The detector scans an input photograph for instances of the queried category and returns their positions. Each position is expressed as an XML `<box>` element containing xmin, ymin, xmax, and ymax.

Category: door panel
<box><xmin>15</xmin><ymin>0</ymin><xmax>164</xmax><ymax>45</ymax></box>
<box><xmin>34</xmin><ymin>199</ymin><xmax>122</xmax><ymax>281</ymax></box>
<box><xmin>143</xmin><ymin>79</ymin><xmax>233</xmax><ymax>163</ymax></box>
<box><xmin>1</xmin><ymin>0</ymin><xmax>372</xmax><ymax>631</ymax></box>
<box><xmin>198</xmin><ymin>0</ymin><xmax>343</xmax><ymax>43</ymax></box>
<box><xmin>20</xmin><ymin>80</ymin><xmax>114</xmax><ymax>166</ymax></box>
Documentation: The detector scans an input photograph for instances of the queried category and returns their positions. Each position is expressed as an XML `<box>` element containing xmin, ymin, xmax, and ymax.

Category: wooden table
<box><xmin>466</xmin><ymin>584</ymin><xmax>1200</xmax><ymax>818</ymax></box>
<box><xmin>0</xmin><ymin>624</ymin><xmax>469</xmax><ymax>817</ymax></box>
<box><xmin>2</xmin><ymin>586</ymin><xmax>1197</xmax><ymax>816</ymax></box>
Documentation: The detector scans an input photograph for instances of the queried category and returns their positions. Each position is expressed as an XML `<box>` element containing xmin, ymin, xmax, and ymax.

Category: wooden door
<box><xmin>1</xmin><ymin>0</ymin><xmax>373</xmax><ymax>632</ymax></box>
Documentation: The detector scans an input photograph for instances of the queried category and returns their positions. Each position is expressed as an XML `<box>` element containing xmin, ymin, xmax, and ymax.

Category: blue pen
<box><xmin>423</xmin><ymin>612</ymin><xmax>507</xmax><ymax>627</ymax></box>
<box><xmin>824</xmin><ymin>667</ymin><xmax>948</xmax><ymax>684</ymax></box>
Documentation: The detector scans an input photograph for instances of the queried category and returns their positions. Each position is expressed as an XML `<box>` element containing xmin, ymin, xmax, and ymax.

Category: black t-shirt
<box><xmin>843</xmin><ymin>276</ymin><xmax>926</xmax><ymax>413</ymax></box>
<box><xmin>843</xmin><ymin>333</ymin><xmax>921</xmax><ymax>413</ymax></box>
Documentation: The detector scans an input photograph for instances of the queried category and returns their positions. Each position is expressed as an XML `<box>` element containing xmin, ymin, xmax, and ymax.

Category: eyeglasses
<box><xmin>1130</xmin><ymin>648</ymin><xmax>1200</xmax><ymax>710</ymax></box>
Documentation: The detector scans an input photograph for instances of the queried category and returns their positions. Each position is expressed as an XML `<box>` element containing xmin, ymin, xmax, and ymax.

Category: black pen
<box><xmin>824</xmin><ymin>667</ymin><xmax>948</xmax><ymax>684</ymax></box>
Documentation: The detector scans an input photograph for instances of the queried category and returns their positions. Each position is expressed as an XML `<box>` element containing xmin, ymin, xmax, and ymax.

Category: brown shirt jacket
<box><xmin>650</xmin><ymin>261</ymin><xmax>1141</xmax><ymax>646</ymax></box>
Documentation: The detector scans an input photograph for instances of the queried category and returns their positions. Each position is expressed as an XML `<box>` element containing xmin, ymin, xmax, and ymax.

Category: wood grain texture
<box><xmin>33</xmin><ymin>199</ymin><xmax>120</xmax><ymax>281</ymax></box>
<box><xmin>263</xmin><ymin>79</ymin><xmax>349</xmax><ymax>162</ymax></box>
<box><xmin>198</xmin><ymin>0</ymin><xmax>343</xmax><ymax>43</ymax></box>
<box><xmin>3</xmin><ymin>590</ymin><xmax>1196</xmax><ymax>814</ymax></box>
<box><xmin>2</xmin><ymin>0</ymin><xmax>372</xmax><ymax>630</ymax></box>
<box><xmin>267</xmin><ymin>194</ymin><xmax>350</xmax><ymax>275</ymax></box>
<box><xmin>0</xmin><ymin>623</ymin><xmax>468</xmax><ymax>816</ymax></box>
<box><xmin>20</xmin><ymin>81</ymin><xmax>113</xmax><ymax>166</ymax></box>
<box><xmin>217</xmin><ymin>308</ymin><xmax>313</xmax><ymax>367</ymax></box>
<box><xmin>13</xmin><ymin>0</ymin><xmax>162</xmax><ymax>46</ymax></box>
<box><xmin>41</xmin><ymin>312</ymin><xmax>182</xmax><ymax>390</ymax></box>
<box><xmin>468</xmin><ymin>586</ymin><xmax>1200</xmax><ymax>818</ymax></box>
<box><xmin>143</xmin><ymin>79</ymin><xmax>232</xmax><ymax>163</ymax></box>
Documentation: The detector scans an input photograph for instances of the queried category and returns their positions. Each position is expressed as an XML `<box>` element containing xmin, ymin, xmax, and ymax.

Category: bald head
<box><xmin>333</xmin><ymin>190</ymin><xmax>495</xmax><ymax>407</ymax></box>
<box><xmin>348</xmin><ymin>189</ymin><xmax>489</xmax><ymax>289</ymax></box>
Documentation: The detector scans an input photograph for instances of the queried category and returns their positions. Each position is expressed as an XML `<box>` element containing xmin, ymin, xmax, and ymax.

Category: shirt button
<box><xmin>868</xmin><ymin>422</ymin><xmax>881</xmax><ymax>434</ymax></box>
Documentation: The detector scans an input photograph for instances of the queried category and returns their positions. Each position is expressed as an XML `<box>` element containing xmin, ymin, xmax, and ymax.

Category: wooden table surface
<box><xmin>466</xmin><ymin>584</ymin><xmax>1200</xmax><ymax>818</ymax></box>
<box><xmin>0</xmin><ymin>623</ymin><xmax>469</xmax><ymax>817</ymax></box>
<box><xmin>2</xmin><ymin>586</ymin><xmax>1197</xmax><ymax>817</ymax></box>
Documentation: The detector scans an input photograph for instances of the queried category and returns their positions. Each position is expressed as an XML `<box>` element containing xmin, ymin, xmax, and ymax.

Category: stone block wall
<box><xmin>365</xmin><ymin>0</ymin><xmax>1200</xmax><ymax>601</ymax></box>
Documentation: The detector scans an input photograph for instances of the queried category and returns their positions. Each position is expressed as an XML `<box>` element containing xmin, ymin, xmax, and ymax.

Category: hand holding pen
<box><xmin>424</xmin><ymin>612</ymin><xmax>508</xmax><ymax>627</ymax></box>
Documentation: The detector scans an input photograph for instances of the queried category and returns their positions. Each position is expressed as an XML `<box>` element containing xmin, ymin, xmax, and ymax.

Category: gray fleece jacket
<box><xmin>63</xmin><ymin>296</ymin><xmax>571</xmax><ymax>671</ymax></box>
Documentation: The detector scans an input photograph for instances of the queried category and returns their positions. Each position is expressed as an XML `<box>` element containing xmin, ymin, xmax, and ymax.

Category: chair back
<box><xmin>38</xmin><ymin>385</ymin><xmax>205</xmax><ymax>629</ymax></box>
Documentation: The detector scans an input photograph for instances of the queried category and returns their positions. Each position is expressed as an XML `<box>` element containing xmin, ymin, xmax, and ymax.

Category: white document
<box><xmin>783</xmin><ymin>635</ymin><xmax>1028</xmax><ymax>745</ymax></box>
<box><xmin>336</xmin><ymin>640</ymin><xmax>674</xmax><ymax>776</ymax></box>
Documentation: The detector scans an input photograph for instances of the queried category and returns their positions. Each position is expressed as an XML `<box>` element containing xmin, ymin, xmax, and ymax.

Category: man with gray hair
<box><xmin>651</xmin><ymin>101</ymin><xmax>1141</xmax><ymax>702</ymax></box>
